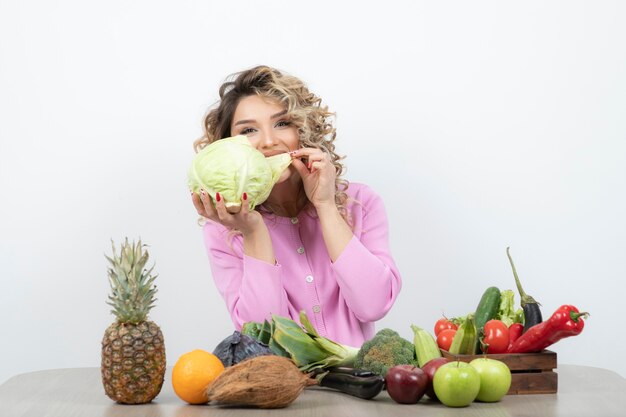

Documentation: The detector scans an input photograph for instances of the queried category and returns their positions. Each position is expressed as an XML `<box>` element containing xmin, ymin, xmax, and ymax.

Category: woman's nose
<box><xmin>257</xmin><ymin>130</ymin><xmax>278</xmax><ymax>148</ymax></box>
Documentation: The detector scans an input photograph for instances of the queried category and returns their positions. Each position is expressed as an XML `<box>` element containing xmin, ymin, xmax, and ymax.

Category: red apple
<box><xmin>385</xmin><ymin>365</ymin><xmax>428</xmax><ymax>404</ymax></box>
<box><xmin>421</xmin><ymin>357</ymin><xmax>450</xmax><ymax>400</ymax></box>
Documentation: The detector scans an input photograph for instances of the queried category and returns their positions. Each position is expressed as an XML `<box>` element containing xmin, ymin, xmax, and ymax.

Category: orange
<box><xmin>172</xmin><ymin>349</ymin><xmax>225</xmax><ymax>404</ymax></box>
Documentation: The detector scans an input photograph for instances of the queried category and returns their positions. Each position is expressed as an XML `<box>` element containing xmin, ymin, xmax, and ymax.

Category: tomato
<box><xmin>482</xmin><ymin>320</ymin><xmax>510</xmax><ymax>354</ymax></box>
<box><xmin>436</xmin><ymin>329</ymin><xmax>457</xmax><ymax>351</ymax></box>
<box><xmin>434</xmin><ymin>318</ymin><xmax>458</xmax><ymax>336</ymax></box>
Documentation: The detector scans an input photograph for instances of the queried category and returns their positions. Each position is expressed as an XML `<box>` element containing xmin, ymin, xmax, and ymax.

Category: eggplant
<box><xmin>521</xmin><ymin>303</ymin><xmax>543</xmax><ymax>332</ymax></box>
<box><xmin>316</xmin><ymin>368</ymin><xmax>385</xmax><ymax>400</ymax></box>
<box><xmin>325</xmin><ymin>367</ymin><xmax>376</xmax><ymax>377</ymax></box>
<box><xmin>507</xmin><ymin>247</ymin><xmax>543</xmax><ymax>332</ymax></box>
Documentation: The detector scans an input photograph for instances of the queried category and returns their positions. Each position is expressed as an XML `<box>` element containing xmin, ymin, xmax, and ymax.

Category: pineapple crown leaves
<box><xmin>105</xmin><ymin>238</ymin><xmax>158</xmax><ymax>324</ymax></box>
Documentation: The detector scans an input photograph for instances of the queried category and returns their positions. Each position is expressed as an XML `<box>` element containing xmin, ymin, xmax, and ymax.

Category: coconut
<box><xmin>206</xmin><ymin>355</ymin><xmax>317</xmax><ymax>408</ymax></box>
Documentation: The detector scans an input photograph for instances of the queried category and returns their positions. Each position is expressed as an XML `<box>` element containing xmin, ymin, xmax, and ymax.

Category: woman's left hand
<box><xmin>290</xmin><ymin>148</ymin><xmax>337</xmax><ymax>209</ymax></box>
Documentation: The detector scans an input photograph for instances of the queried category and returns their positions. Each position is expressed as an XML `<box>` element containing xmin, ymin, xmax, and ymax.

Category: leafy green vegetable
<box><xmin>497</xmin><ymin>289</ymin><xmax>524</xmax><ymax>327</ymax></box>
<box><xmin>243</xmin><ymin>312</ymin><xmax>359</xmax><ymax>372</ymax></box>
<box><xmin>188</xmin><ymin>135</ymin><xmax>292</xmax><ymax>211</ymax></box>
<box><xmin>241</xmin><ymin>321</ymin><xmax>262</xmax><ymax>339</ymax></box>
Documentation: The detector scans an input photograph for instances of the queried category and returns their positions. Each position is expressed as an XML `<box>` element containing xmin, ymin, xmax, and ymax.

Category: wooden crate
<box><xmin>440</xmin><ymin>349</ymin><xmax>557</xmax><ymax>395</ymax></box>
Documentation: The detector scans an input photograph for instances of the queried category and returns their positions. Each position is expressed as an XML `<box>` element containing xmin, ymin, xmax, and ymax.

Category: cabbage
<box><xmin>188</xmin><ymin>135</ymin><xmax>292</xmax><ymax>212</ymax></box>
<box><xmin>213</xmin><ymin>331</ymin><xmax>274</xmax><ymax>367</ymax></box>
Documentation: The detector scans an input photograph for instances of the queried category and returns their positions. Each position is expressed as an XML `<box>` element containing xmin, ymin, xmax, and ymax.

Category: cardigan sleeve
<box><xmin>202</xmin><ymin>221</ymin><xmax>290</xmax><ymax>329</ymax></box>
<box><xmin>330</xmin><ymin>186</ymin><xmax>402</xmax><ymax>322</ymax></box>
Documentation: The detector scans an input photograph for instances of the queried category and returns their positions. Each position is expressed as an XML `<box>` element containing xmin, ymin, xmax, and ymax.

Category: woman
<box><xmin>191</xmin><ymin>66</ymin><xmax>401</xmax><ymax>346</ymax></box>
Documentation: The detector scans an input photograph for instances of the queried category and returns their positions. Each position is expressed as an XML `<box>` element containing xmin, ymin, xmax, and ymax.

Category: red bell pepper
<box><xmin>507</xmin><ymin>323</ymin><xmax>524</xmax><ymax>351</ymax></box>
<box><xmin>507</xmin><ymin>305</ymin><xmax>588</xmax><ymax>353</ymax></box>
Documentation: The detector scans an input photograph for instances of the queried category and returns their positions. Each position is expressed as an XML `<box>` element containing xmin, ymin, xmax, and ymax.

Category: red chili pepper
<box><xmin>507</xmin><ymin>323</ymin><xmax>524</xmax><ymax>351</ymax></box>
<box><xmin>507</xmin><ymin>305</ymin><xmax>589</xmax><ymax>353</ymax></box>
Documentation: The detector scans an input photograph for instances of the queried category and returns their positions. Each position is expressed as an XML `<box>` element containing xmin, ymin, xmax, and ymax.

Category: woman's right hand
<box><xmin>192</xmin><ymin>190</ymin><xmax>276</xmax><ymax>264</ymax></box>
<box><xmin>191</xmin><ymin>190</ymin><xmax>264</xmax><ymax>236</ymax></box>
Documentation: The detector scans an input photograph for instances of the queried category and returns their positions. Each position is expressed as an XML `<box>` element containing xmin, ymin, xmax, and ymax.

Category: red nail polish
<box><xmin>243</xmin><ymin>192</ymin><xmax>247</xmax><ymax>201</ymax></box>
<box><xmin>216</xmin><ymin>192</ymin><xmax>221</xmax><ymax>202</ymax></box>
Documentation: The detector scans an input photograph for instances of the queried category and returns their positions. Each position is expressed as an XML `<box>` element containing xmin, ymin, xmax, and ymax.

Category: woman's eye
<box><xmin>240</xmin><ymin>127</ymin><xmax>255</xmax><ymax>134</ymax></box>
<box><xmin>276</xmin><ymin>120</ymin><xmax>291</xmax><ymax>128</ymax></box>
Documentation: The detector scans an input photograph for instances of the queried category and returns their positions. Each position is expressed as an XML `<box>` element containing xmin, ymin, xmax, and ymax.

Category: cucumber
<box><xmin>473</xmin><ymin>286</ymin><xmax>501</xmax><ymax>352</ymax></box>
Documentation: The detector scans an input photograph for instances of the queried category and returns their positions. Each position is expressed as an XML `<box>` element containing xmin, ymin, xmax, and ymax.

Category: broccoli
<box><xmin>353</xmin><ymin>328</ymin><xmax>417</xmax><ymax>376</ymax></box>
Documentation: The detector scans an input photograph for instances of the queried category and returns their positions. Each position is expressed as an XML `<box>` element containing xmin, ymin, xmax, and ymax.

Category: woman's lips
<box><xmin>263</xmin><ymin>151</ymin><xmax>287</xmax><ymax>157</ymax></box>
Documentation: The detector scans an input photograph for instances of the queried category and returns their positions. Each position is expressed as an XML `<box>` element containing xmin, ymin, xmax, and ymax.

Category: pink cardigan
<box><xmin>202</xmin><ymin>182</ymin><xmax>402</xmax><ymax>347</ymax></box>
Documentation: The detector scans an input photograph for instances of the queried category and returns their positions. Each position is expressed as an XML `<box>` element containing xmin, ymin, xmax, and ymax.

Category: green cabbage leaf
<box><xmin>188</xmin><ymin>135</ymin><xmax>292</xmax><ymax>211</ymax></box>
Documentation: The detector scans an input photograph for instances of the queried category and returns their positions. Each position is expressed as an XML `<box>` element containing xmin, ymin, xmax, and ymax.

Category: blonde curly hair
<box><xmin>193</xmin><ymin>65</ymin><xmax>350</xmax><ymax>222</ymax></box>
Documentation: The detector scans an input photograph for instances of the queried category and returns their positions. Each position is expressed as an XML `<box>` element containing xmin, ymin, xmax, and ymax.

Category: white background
<box><xmin>1</xmin><ymin>1</ymin><xmax>625</xmax><ymax>385</ymax></box>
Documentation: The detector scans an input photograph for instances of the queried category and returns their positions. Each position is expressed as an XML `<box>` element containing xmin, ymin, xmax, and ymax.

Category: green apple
<box><xmin>469</xmin><ymin>358</ymin><xmax>512</xmax><ymax>402</ymax></box>
<box><xmin>433</xmin><ymin>361</ymin><xmax>480</xmax><ymax>407</ymax></box>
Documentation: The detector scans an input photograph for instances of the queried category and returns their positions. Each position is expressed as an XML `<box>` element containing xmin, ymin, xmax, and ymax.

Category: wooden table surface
<box><xmin>1</xmin><ymin>365</ymin><xmax>625</xmax><ymax>417</ymax></box>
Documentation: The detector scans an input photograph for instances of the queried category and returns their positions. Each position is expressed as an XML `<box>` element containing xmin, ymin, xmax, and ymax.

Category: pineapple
<box><xmin>101</xmin><ymin>238</ymin><xmax>166</xmax><ymax>404</ymax></box>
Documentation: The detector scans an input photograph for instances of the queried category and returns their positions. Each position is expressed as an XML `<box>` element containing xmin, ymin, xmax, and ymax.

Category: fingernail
<box><xmin>288</xmin><ymin>150</ymin><xmax>297</xmax><ymax>155</ymax></box>
<box><xmin>200</xmin><ymin>189</ymin><xmax>206</xmax><ymax>195</ymax></box>
<box><xmin>243</xmin><ymin>192</ymin><xmax>247</xmax><ymax>201</ymax></box>
<box><xmin>216</xmin><ymin>192</ymin><xmax>221</xmax><ymax>202</ymax></box>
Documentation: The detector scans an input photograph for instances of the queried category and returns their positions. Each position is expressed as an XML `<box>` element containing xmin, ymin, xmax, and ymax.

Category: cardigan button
<box><xmin>297</xmin><ymin>246</ymin><xmax>305</xmax><ymax>254</ymax></box>
<box><xmin>312</xmin><ymin>305</ymin><xmax>321</xmax><ymax>313</ymax></box>
<box><xmin>291</xmin><ymin>217</ymin><xmax>299</xmax><ymax>224</ymax></box>
<box><xmin>305</xmin><ymin>275</ymin><xmax>314</xmax><ymax>283</ymax></box>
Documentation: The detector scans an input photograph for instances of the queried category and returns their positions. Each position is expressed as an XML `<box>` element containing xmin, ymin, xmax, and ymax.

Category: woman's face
<box><xmin>230</xmin><ymin>95</ymin><xmax>300</xmax><ymax>183</ymax></box>
<box><xmin>230</xmin><ymin>95</ymin><xmax>300</xmax><ymax>152</ymax></box>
